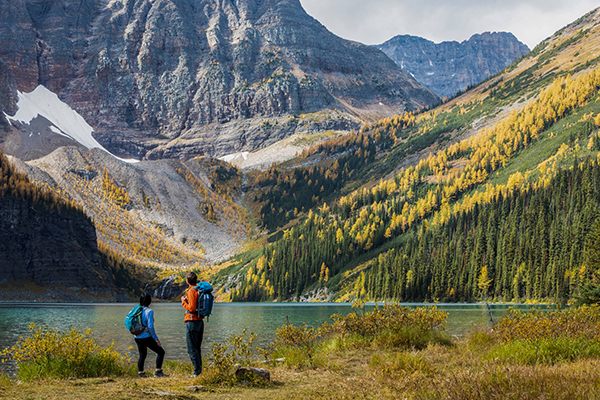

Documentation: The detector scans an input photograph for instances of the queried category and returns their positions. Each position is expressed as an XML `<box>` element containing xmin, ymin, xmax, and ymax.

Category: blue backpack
<box><xmin>189</xmin><ymin>282</ymin><xmax>214</xmax><ymax>320</ymax></box>
<box><xmin>125</xmin><ymin>305</ymin><xmax>148</xmax><ymax>335</ymax></box>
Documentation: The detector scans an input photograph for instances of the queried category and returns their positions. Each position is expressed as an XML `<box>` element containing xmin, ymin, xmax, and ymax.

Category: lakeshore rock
<box><xmin>235</xmin><ymin>367</ymin><xmax>271</xmax><ymax>381</ymax></box>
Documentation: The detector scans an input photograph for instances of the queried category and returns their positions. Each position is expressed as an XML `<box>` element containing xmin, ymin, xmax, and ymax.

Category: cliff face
<box><xmin>0</xmin><ymin>197</ymin><xmax>116</xmax><ymax>297</ymax></box>
<box><xmin>0</xmin><ymin>0</ymin><xmax>439</xmax><ymax>160</ymax></box>
<box><xmin>0</xmin><ymin>59</ymin><xmax>17</xmax><ymax>127</ymax></box>
<box><xmin>377</xmin><ymin>32</ymin><xmax>530</xmax><ymax>99</ymax></box>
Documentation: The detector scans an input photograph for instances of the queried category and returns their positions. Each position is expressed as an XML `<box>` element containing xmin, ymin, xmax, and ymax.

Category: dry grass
<box><xmin>3</xmin><ymin>340</ymin><xmax>600</xmax><ymax>400</ymax></box>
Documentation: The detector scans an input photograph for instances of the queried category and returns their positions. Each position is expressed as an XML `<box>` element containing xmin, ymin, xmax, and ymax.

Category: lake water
<box><xmin>0</xmin><ymin>302</ymin><xmax>551</xmax><ymax>372</ymax></box>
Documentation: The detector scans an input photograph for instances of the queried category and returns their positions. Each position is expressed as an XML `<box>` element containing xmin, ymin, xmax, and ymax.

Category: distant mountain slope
<box><xmin>220</xmin><ymin>7</ymin><xmax>600</xmax><ymax>303</ymax></box>
<box><xmin>10</xmin><ymin>146</ymin><xmax>248</xmax><ymax>267</ymax></box>
<box><xmin>377</xmin><ymin>32</ymin><xmax>529</xmax><ymax>98</ymax></box>
<box><xmin>0</xmin><ymin>0</ymin><xmax>438</xmax><ymax>161</ymax></box>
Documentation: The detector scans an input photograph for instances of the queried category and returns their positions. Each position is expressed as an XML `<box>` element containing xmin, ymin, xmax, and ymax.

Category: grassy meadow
<box><xmin>2</xmin><ymin>305</ymin><xmax>600</xmax><ymax>399</ymax></box>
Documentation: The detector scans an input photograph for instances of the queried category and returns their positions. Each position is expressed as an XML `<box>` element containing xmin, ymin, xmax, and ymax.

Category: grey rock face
<box><xmin>0</xmin><ymin>0</ymin><xmax>439</xmax><ymax>160</ymax></box>
<box><xmin>0</xmin><ymin>59</ymin><xmax>18</xmax><ymax>126</ymax></box>
<box><xmin>0</xmin><ymin>0</ymin><xmax>39</xmax><ymax>93</ymax></box>
<box><xmin>150</xmin><ymin>275</ymin><xmax>186</xmax><ymax>300</ymax></box>
<box><xmin>18</xmin><ymin>146</ymin><xmax>245</xmax><ymax>265</ymax></box>
<box><xmin>0</xmin><ymin>197</ymin><xmax>108</xmax><ymax>293</ymax></box>
<box><xmin>377</xmin><ymin>32</ymin><xmax>530</xmax><ymax>99</ymax></box>
<box><xmin>0</xmin><ymin>60</ymin><xmax>17</xmax><ymax>112</ymax></box>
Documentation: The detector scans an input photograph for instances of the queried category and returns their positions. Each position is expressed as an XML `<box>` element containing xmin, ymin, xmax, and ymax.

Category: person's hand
<box><xmin>157</xmin><ymin>340</ymin><xmax>162</xmax><ymax>347</ymax></box>
<box><xmin>181</xmin><ymin>295</ymin><xmax>187</xmax><ymax>302</ymax></box>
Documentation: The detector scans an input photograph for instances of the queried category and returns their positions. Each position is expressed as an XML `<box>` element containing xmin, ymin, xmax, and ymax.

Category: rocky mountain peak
<box><xmin>0</xmin><ymin>0</ymin><xmax>439</xmax><ymax>161</ymax></box>
<box><xmin>377</xmin><ymin>31</ymin><xmax>530</xmax><ymax>99</ymax></box>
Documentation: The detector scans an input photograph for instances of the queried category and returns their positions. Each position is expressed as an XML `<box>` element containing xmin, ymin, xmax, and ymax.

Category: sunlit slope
<box><xmin>215</xmin><ymin>7</ymin><xmax>600</xmax><ymax>303</ymax></box>
<box><xmin>10</xmin><ymin>147</ymin><xmax>251</xmax><ymax>269</ymax></box>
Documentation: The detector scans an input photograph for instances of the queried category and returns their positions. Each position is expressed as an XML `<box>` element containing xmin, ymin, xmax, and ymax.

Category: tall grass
<box><xmin>481</xmin><ymin>305</ymin><xmax>600</xmax><ymax>366</ymax></box>
<box><xmin>325</xmin><ymin>303</ymin><xmax>450</xmax><ymax>349</ymax></box>
<box><xmin>0</xmin><ymin>373</ymin><xmax>11</xmax><ymax>388</ymax></box>
<box><xmin>0</xmin><ymin>324</ymin><xmax>127</xmax><ymax>382</ymax></box>
<box><xmin>418</xmin><ymin>359</ymin><xmax>600</xmax><ymax>400</ymax></box>
<box><xmin>488</xmin><ymin>337</ymin><xmax>600</xmax><ymax>365</ymax></box>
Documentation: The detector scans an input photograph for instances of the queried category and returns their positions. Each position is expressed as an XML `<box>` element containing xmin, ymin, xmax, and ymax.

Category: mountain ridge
<box><xmin>0</xmin><ymin>0</ymin><xmax>439</xmax><ymax>161</ymax></box>
<box><xmin>377</xmin><ymin>31</ymin><xmax>530</xmax><ymax>99</ymax></box>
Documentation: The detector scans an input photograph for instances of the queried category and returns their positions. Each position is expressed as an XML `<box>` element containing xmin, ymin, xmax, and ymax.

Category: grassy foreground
<box><xmin>3</xmin><ymin>305</ymin><xmax>600</xmax><ymax>399</ymax></box>
<box><xmin>2</xmin><ymin>345</ymin><xmax>600</xmax><ymax>399</ymax></box>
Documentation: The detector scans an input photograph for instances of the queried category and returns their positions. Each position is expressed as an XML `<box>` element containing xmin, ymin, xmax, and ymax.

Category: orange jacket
<box><xmin>181</xmin><ymin>285</ymin><xmax>203</xmax><ymax>322</ymax></box>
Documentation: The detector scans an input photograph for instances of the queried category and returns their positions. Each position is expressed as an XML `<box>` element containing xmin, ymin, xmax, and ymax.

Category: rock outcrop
<box><xmin>377</xmin><ymin>32</ymin><xmax>530</xmax><ymax>99</ymax></box>
<box><xmin>0</xmin><ymin>0</ymin><xmax>439</xmax><ymax>160</ymax></box>
<box><xmin>0</xmin><ymin>60</ymin><xmax>18</xmax><ymax>127</ymax></box>
<box><xmin>0</xmin><ymin>196</ymin><xmax>113</xmax><ymax>296</ymax></box>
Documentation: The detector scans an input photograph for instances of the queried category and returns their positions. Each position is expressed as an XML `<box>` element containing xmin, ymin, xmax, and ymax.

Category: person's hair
<box><xmin>186</xmin><ymin>271</ymin><xmax>198</xmax><ymax>285</ymax></box>
<box><xmin>140</xmin><ymin>293</ymin><xmax>152</xmax><ymax>307</ymax></box>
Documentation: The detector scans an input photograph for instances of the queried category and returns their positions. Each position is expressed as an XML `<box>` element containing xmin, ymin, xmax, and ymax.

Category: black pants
<box><xmin>186</xmin><ymin>319</ymin><xmax>204</xmax><ymax>375</ymax></box>
<box><xmin>134</xmin><ymin>337</ymin><xmax>165</xmax><ymax>372</ymax></box>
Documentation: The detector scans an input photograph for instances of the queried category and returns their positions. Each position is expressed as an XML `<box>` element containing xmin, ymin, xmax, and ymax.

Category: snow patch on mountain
<box><xmin>8</xmin><ymin>85</ymin><xmax>138</xmax><ymax>163</ymax></box>
<box><xmin>220</xmin><ymin>152</ymin><xmax>250</xmax><ymax>163</ymax></box>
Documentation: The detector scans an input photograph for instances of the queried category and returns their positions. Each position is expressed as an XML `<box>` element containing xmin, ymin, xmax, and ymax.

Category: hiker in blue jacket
<box><xmin>135</xmin><ymin>293</ymin><xmax>168</xmax><ymax>378</ymax></box>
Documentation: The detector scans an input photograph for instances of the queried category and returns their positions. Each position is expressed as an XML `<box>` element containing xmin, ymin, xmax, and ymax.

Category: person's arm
<box><xmin>146</xmin><ymin>308</ymin><xmax>160</xmax><ymax>343</ymax></box>
<box><xmin>181</xmin><ymin>287</ymin><xmax>198</xmax><ymax>313</ymax></box>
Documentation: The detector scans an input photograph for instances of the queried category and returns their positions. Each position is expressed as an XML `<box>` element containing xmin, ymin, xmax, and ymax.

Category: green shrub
<box><xmin>271</xmin><ymin>345</ymin><xmax>312</xmax><ymax>369</ymax></box>
<box><xmin>0</xmin><ymin>373</ymin><xmax>11</xmax><ymax>388</ymax></box>
<box><xmin>327</xmin><ymin>303</ymin><xmax>450</xmax><ymax>349</ymax></box>
<box><xmin>0</xmin><ymin>324</ymin><xmax>127</xmax><ymax>382</ymax></box>
<box><xmin>326</xmin><ymin>332</ymin><xmax>372</xmax><ymax>350</ymax></box>
<box><xmin>197</xmin><ymin>329</ymin><xmax>260</xmax><ymax>386</ymax></box>
<box><xmin>466</xmin><ymin>329</ymin><xmax>497</xmax><ymax>350</ymax></box>
<box><xmin>268</xmin><ymin>304</ymin><xmax>451</xmax><ymax>370</ymax></box>
<box><xmin>374</xmin><ymin>326</ymin><xmax>452</xmax><ymax>350</ymax></box>
<box><xmin>495</xmin><ymin>305</ymin><xmax>600</xmax><ymax>342</ymax></box>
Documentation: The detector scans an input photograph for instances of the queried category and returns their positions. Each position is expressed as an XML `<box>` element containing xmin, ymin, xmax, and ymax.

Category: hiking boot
<box><xmin>187</xmin><ymin>373</ymin><xmax>200</xmax><ymax>378</ymax></box>
<box><xmin>138</xmin><ymin>372</ymin><xmax>147</xmax><ymax>378</ymax></box>
<box><xmin>154</xmin><ymin>369</ymin><xmax>169</xmax><ymax>378</ymax></box>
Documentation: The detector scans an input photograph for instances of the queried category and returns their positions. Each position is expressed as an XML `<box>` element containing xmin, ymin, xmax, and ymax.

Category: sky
<box><xmin>299</xmin><ymin>0</ymin><xmax>599</xmax><ymax>49</ymax></box>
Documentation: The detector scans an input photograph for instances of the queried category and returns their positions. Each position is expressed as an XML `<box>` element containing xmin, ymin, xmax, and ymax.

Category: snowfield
<box><xmin>7</xmin><ymin>85</ymin><xmax>138</xmax><ymax>163</ymax></box>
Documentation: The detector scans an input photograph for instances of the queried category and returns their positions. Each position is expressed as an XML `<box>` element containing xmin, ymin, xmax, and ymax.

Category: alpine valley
<box><xmin>1</xmin><ymin>0</ymin><xmax>600</xmax><ymax>305</ymax></box>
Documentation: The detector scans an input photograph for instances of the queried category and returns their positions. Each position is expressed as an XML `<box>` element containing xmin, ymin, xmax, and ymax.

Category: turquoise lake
<box><xmin>0</xmin><ymin>302</ymin><xmax>551</xmax><ymax>371</ymax></box>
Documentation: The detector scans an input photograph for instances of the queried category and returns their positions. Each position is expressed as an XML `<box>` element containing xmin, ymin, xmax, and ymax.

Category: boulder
<box><xmin>235</xmin><ymin>367</ymin><xmax>271</xmax><ymax>382</ymax></box>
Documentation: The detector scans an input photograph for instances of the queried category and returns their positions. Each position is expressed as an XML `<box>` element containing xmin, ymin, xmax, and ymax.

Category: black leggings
<box><xmin>134</xmin><ymin>337</ymin><xmax>165</xmax><ymax>372</ymax></box>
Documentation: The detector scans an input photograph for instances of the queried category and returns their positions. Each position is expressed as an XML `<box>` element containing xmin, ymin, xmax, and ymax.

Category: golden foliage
<box><xmin>495</xmin><ymin>305</ymin><xmax>600</xmax><ymax>342</ymax></box>
<box><xmin>0</xmin><ymin>323</ymin><xmax>127</xmax><ymax>380</ymax></box>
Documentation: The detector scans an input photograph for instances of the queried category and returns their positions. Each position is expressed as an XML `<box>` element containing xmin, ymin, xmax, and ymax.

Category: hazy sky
<box><xmin>299</xmin><ymin>0</ymin><xmax>599</xmax><ymax>49</ymax></box>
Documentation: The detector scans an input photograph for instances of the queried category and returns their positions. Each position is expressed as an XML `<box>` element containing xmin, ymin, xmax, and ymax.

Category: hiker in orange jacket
<box><xmin>181</xmin><ymin>271</ymin><xmax>204</xmax><ymax>377</ymax></box>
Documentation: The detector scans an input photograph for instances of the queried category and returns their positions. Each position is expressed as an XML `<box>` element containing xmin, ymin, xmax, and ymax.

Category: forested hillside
<box><xmin>0</xmin><ymin>151</ymin><xmax>84</xmax><ymax>216</ymax></box>
<box><xmin>219</xmin><ymin>8</ymin><xmax>600</xmax><ymax>303</ymax></box>
<box><xmin>364</xmin><ymin>158</ymin><xmax>600</xmax><ymax>302</ymax></box>
<box><xmin>0</xmin><ymin>150</ymin><xmax>149</xmax><ymax>301</ymax></box>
